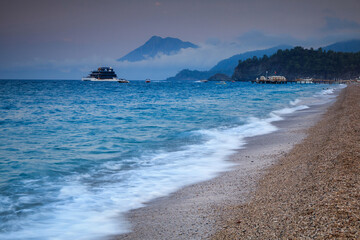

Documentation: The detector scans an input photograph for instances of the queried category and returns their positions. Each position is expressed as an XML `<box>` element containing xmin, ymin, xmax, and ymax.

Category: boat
<box><xmin>145</xmin><ymin>79</ymin><xmax>151</xmax><ymax>83</ymax></box>
<box><xmin>216</xmin><ymin>81</ymin><xmax>226</xmax><ymax>85</ymax></box>
<box><xmin>82</xmin><ymin>67</ymin><xmax>129</xmax><ymax>83</ymax></box>
<box><xmin>117</xmin><ymin>79</ymin><xmax>130</xmax><ymax>83</ymax></box>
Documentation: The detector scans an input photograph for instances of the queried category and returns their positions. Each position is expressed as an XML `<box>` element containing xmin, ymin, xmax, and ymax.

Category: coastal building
<box><xmin>268</xmin><ymin>76</ymin><xmax>287</xmax><ymax>82</ymax></box>
<box><xmin>296</xmin><ymin>78</ymin><xmax>313</xmax><ymax>84</ymax></box>
<box><xmin>254</xmin><ymin>75</ymin><xmax>287</xmax><ymax>84</ymax></box>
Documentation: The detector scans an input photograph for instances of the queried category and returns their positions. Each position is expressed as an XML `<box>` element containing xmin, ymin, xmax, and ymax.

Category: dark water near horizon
<box><xmin>0</xmin><ymin>80</ymin><xmax>343</xmax><ymax>239</ymax></box>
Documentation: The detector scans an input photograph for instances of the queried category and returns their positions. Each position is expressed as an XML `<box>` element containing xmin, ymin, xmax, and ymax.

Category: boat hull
<box><xmin>82</xmin><ymin>77</ymin><xmax>129</xmax><ymax>83</ymax></box>
<box><xmin>117</xmin><ymin>79</ymin><xmax>129</xmax><ymax>83</ymax></box>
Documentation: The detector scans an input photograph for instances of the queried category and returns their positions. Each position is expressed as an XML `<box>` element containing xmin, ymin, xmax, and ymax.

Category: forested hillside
<box><xmin>232</xmin><ymin>47</ymin><xmax>360</xmax><ymax>81</ymax></box>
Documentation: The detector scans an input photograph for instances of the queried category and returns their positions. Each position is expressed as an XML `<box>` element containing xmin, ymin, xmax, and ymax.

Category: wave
<box><xmin>272</xmin><ymin>105</ymin><xmax>309</xmax><ymax>115</ymax></box>
<box><xmin>0</xmin><ymin>85</ymin><xmax>341</xmax><ymax>240</ymax></box>
<box><xmin>320</xmin><ymin>84</ymin><xmax>346</xmax><ymax>96</ymax></box>
<box><xmin>0</xmin><ymin>111</ymin><xmax>287</xmax><ymax>240</ymax></box>
<box><xmin>290</xmin><ymin>98</ymin><xmax>301</xmax><ymax>106</ymax></box>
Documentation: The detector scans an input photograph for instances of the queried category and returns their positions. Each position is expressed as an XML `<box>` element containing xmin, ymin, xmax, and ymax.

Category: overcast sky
<box><xmin>1</xmin><ymin>0</ymin><xmax>360</xmax><ymax>79</ymax></box>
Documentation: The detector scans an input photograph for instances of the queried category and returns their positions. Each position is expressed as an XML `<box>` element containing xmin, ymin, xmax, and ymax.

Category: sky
<box><xmin>1</xmin><ymin>0</ymin><xmax>360</xmax><ymax>80</ymax></box>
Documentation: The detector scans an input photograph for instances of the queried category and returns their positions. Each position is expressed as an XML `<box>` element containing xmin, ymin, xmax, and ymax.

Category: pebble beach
<box><xmin>114</xmin><ymin>84</ymin><xmax>360</xmax><ymax>240</ymax></box>
<box><xmin>214</xmin><ymin>84</ymin><xmax>360</xmax><ymax>239</ymax></box>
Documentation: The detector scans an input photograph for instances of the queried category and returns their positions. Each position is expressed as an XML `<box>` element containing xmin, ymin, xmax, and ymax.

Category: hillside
<box><xmin>167</xmin><ymin>39</ymin><xmax>360</xmax><ymax>81</ymax></box>
<box><xmin>118</xmin><ymin>36</ymin><xmax>198</xmax><ymax>62</ymax></box>
<box><xmin>232</xmin><ymin>47</ymin><xmax>360</xmax><ymax>81</ymax></box>
<box><xmin>209</xmin><ymin>45</ymin><xmax>292</xmax><ymax>75</ymax></box>
<box><xmin>167</xmin><ymin>45</ymin><xmax>291</xmax><ymax>80</ymax></box>
<box><xmin>166</xmin><ymin>69</ymin><xmax>213</xmax><ymax>81</ymax></box>
<box><xmin>324</xmin><ymin>39</ymin><xmax>360</xmax><ymax>53</ymax></box>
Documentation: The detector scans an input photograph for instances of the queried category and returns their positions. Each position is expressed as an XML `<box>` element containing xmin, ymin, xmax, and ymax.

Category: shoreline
<box><xmin>214</xmin><ymin>84</ymin><xmax>359</xmax><ymax>239</ymax></box>
<box><xmin>112</xmin><ymin>86</ymin><xmax>343</xmax><ymax>240</ymax></box>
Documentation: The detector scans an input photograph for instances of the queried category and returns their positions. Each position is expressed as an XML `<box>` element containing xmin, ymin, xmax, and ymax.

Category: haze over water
<box><xmin>0</xmin><ymin>79</ymin><xmax>342</xmax><ymax>239</ymax></box>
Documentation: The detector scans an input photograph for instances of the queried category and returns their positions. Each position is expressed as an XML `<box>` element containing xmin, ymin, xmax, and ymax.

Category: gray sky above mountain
<box><xmin>1</xmin><ymin>0</ymin><xmax>360</xmax><ymax>79</ymax></box>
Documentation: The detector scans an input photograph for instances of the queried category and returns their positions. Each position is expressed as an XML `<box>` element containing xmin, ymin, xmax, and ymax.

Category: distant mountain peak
<box><xmin>118</xmin><ymin>36</ymin><xmax>198</xmax><ymax>62</ymax></box>
<box><xmin>324</xmin><ymin>39</ymin><xmax>360</xmax><ymax>52</ymax></box>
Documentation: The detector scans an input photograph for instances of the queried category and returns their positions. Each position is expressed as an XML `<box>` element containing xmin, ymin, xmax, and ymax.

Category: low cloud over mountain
<box><xmin>118</xmin><ymin>36</ymin><xmax>198</xmax><ymax>62</ymax></box>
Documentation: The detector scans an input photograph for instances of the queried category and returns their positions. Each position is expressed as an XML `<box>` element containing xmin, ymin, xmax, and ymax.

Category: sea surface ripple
<box><xmin>0</xmin><ymin>80</ymin><xmax>342</xmax><ymax>239</ymax></box>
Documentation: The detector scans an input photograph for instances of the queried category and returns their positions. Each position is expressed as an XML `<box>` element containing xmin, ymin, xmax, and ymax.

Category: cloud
<box><xmin>235</xmin><ymin>29</ymin><xmax>360</xmax><ymax>50</ymax></box>
<box><xmin>205</xmin><ymin>37</ymin><xmax>221</xmax><ymax>46</ymax></box>
<box><xmin>4</xmin><ymin>28</ymin><xmax>360</xmax><ymax>80</ymax></box>
<box><xmin>112</xmin><ymin>43</ymin><xmax>247</xmax><ymax>79</ymax></box>
<box><xmin>0</xmin><ymin>43</ymin><xmax>247</xmax><ymax>80</ymax></box>
<box><xmin>322</xmin><ymin>17</ymin><xmax>360</xmax><ymax>31</ymax></box>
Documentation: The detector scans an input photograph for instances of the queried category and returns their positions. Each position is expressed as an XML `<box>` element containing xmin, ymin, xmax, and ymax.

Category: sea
<box><xmin>0</xmin><ymin>79</ymin><xmax>344</xmax><ymax>240</ymax></box>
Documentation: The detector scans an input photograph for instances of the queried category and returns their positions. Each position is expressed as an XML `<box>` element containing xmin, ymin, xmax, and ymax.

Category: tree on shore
<box><xmin>232</xmin><ymin>47</ymin><xmax>360</xmax><ymax>81</ymax></box>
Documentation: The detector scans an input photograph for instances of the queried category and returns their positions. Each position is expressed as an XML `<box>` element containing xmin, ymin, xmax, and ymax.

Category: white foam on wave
<box><xmin>272</xmin><ymin>105</ymin><xmax>309</xmax><ymax>116</ymax></box>
<box><xmin>321</xmin><ymin>88</ymin><xmax>334</xmax><ymax>95</ymax></box>
<box><xmin>307</xmin><ymin>84</ymin><xmax>347</xmax><ymax>106</ymax></box>
<box><xmin>290</xmin><ymin>98</ymin><xmax>301</xmax><ymax>106</ymax></box>
<box><xmin>0</xmin><ymin>95</ymin><xmax>329</xmax><ymax>240</ymax></box>
<box><xmin>291</xmin><ymin>84</ymin><xmax>346</xmax><ymax>110</ymax></box>
<box><xmin>0</xmin><ymin>114</ymin><xmax>283</xmax><ymax>240</ymax></box>
<box><xmin>321</xmin><ymin>84</ymin><xmax>347</xmax><ymax>96</ymax></box>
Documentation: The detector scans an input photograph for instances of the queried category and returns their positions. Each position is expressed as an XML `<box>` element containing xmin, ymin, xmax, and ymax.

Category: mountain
<box><xmin>166</xmin><ymin>69</ymin><xmax>213</xmax><ymax>81</ymax></box>
<box><xmin>167</xmin><ymin>45</ymin><xmax>292</xmax><ymax>81</ymax></box>
<box><xmin>324</xmin><ymin>39</ymin><xmax>360</xmax><ymax>53</ymax></box>
<box><xmin>166</xmin><ymin>39</ymin><xmax>360</xmax><ymax>81</ymax></box>
<box><xmin>208</xmin><ymin>73</ymin><xmax>232</xmax><ymax>81</ymax></box>
<box><xmin>232</xmin><ymin>47</ymin><xmax>360</xmax><ymax>81</ymax></box>
<box><xmin>209</xmin><ymin>45</ymin><xmax>292</xmax><ymax>75</ymax></box>
<box><xmin>118</xmin><ymin>36</ymin><xmax>198</xmax><ymax>62</ymax></box>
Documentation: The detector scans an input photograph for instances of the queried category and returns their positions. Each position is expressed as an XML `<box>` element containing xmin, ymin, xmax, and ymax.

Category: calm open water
<box><xmin>0</xmin><ymin>80</ymin><xmax>342</xmax><ymax>239</ymax></box>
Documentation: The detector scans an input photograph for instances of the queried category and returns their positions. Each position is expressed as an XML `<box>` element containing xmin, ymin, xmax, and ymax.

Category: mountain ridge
<box><xmin>118</xmin><ymin>36</ymin><xmax>198</xmax><ymax>62</ymax></box>
<box><xmin>167</xmin><ymin>39</ymin><xmax>360</xmax><ymax>81</ymax></box>
<box><xmin>167</xmin><ymin>45</ymin><xmax>292</xmax><ymax>81</ymax></box>
<box><xmin>232</xmin><ymin>46</ymin><xmax>360</xmax><ymax>81</ymax></box>
<box><xmin>209</xmin><ymin>44</ymin><xmax>293</xmax><ymax>75</ymax></box>
<box><xmin>324</xmin><ymin>39</ymin><xmax>360</xmax><ymax>53</ymax></box>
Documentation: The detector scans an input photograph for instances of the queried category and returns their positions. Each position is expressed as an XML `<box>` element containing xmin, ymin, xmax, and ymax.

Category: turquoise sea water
<box><xmin>0</xmin><ymin>80</ymin><xmax>342</xmax><ymax>239</ymax></box>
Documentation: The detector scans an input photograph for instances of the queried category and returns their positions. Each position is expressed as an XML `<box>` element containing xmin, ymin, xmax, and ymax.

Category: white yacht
<box><xmin>82</xmin><ymin>67</ymin><xmax>129</xmax><ymax>83</ymax></box>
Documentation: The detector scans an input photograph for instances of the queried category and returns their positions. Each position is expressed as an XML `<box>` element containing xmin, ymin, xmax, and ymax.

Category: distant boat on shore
<box><xmin>82</xmin><ymin>67</ymin><xmax>129</xmax><ymax>83</ymax></box>
<box><xmin>216</xmin><ymin>81</ymin><xmax>227</xmax><ymax>85</ymax></box>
